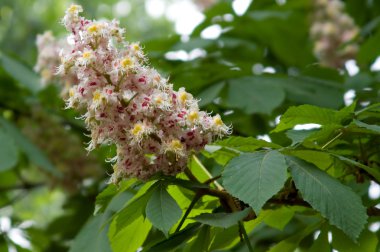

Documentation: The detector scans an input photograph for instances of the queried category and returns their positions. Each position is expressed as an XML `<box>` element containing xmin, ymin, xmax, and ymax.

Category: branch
<box><xmin>367</xmin><ymin>206</ymin><xmax>380</xmax><ymax>217</ymax></box>
<box><xmin>0</xmin><ymin>183</ymin><xmax>45</xmax><ymax>193</ymax></box>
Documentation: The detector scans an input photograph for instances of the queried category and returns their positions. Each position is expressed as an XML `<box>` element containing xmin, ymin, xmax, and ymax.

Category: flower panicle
<box><xmin>38</xmin><ymin>4</ymin><xmax>232</xmax><ymax>181</ymax></box>
<box><xmin>310</xmin><ymin>0</ymin><xmax>359</xmax><ymax>68</ymax></box>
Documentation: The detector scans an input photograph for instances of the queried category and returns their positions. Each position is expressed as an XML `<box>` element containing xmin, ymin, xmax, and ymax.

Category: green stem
<box><xmin>238</xmin><ymin>221</ymin><xmax>254</xmax><ymax>252</ymax></box>
<box><xmin>192</xmin><ymin>155</ymin><xmax>224</xmax><ymax>190</ymax></box>
<box><xmin>175</xmin><ymin>192</ymin><xmax>201</xmax><ymax>232</ymax></box>
<box><xmin>321</xmin><ymin>131</ymin><xmax>343</xmax><ymax>150</ymax></box>
<box><xmin>355</xmin><ymin>103</ymin><xmax>380</xmax><ymax>116</ymax></box>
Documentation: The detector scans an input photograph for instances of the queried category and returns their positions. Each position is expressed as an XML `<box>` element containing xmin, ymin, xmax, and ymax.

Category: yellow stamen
<box><xmin>87</xmin><ymin>24</ymin><xmax>100</xmax><ymax>34</ymax></box>
<box><xmin>188</xmin><ymin>111</ymin><xmax>199</xmax><ymax>122</ymax></box>
<box><xmin>179</xmin><ymin>92</ymin><xmax>188</xmax><ymax>104</ymax></box>
<box><xmin>214</xmin><ymin>116</ymin><xmax>223</xmax><ymax>126</ymax></box>
<box><xmin>69</xmin><ymin>88</ymin><xmax>75</xmax><ymax>97</ymax></box>
<box><xmin>154</xmin><ymin>96</ymin><xmax>163</xmax><ymax>104</ymax></box>
<box><xmin>170</xmin><ymin>140</ymin><xmax>183</xmax><ymax>151</ymax></box>
<box><xmin>121</xmin><ymin>57</ymin><xmax>133</xmax><ymax>69</ymax></box>
<box><xmin>132</xmin><ymin>44</ymin><xmax>140</xmax><ymax>51</ymax></box>
<box><xmin>82</xmin><ymin>51</ymin><xmax>92</xmax><ymax>59</ymax></box>
<box><xmin>132</xmin><ymin>124</ymin><xmax>143</xmax><ymax>136</ymax></box>
<box><xmin>68</xmin><ymin>5</ymin><xmax>80</xmax><ymax>14</ymax></box>
<box><xmin>93</xmin><ymin>90</ymin><xmax>101</xmax><ymax>102</ymax></box>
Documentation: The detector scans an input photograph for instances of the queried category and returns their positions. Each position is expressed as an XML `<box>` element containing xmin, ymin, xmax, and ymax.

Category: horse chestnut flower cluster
<box><xmin>310</xmin><ymin>0</ymin><xmax>359</xmax><ymax>68</ymax></box>
<box><xmin>44</xmin><ymin>5</ymin><xmax>231</xmax><ymax>181</ymax></box>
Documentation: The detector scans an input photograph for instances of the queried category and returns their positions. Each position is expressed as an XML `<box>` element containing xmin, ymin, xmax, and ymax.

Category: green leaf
<box><xmin>0</xmin><ymin>118</ymin><xmax>61</xmax><ymax>178</ymax></box>
<box><xmin>144</xmin><ymin>223</ymin><xmax>201</xmax><ymax>252</ymax></box>
<box><xmin>109</xmin><ymin>216</ymin><xmax>152</xmax><ymax>252</ymax></box>
<box><xmin>273</xmin><ymin>105</ymin><xmax>348</xmax><ymax>133</ymax></box>
<box><xmin>209</xmin><ymin>225</ymin><xmax>240</xmax><ymax>251</ymax></box>
<box><xmin>212</xmin><ymin>136</ymin><xmax>282</xmax><ymax>151</ymax></box>
<box><xmin>309</xmin><ymin>227</ymin><xmax>330</xmax><ymax>252</ymax></box>
<box><xmin>146</xmin><ymin>184</ymin><xmax>182</xmax><ymax>236</ymax></box>
<box><xmin>0</xmin><ymin>128</ymin><xmax>18</xmax><ymax>171</ymax></box>
<box><xmin>223</xmin><ymin>151</ymin><xmax>287</xmax><ymax>214</ymax></box>
<box><xmin>192</xmin><ymin>208</ymin><xmax>251</xmax><ymax>228</ymax></box>
<box><xmin>110</xmin><ymin>181</ymin><xmax>158</xmax><ymax>236</ymax></box>
<box><xmin>286</xmin><ymin>156</ymin><xmax>367</xmax><ymax>241</ymax></box>
<box><xmin>357</xmin><ymin>30</ymin><xmax>380</xmax><ymax>67</ymax></box>
<box><xmin>198</xmin><ymin>82</ymin><xmax>225</xmax><ymax>107</ymax></box>
<box><xmin>0</xmin><ymin>53</ymin><xmax>41</xmax><ymax>93</ymax></box>
<box><xmin>262</xmin><ymin>207</ymin><xmax>295</xmax><ymax>231</ymax></box>
<box><xmin>69</xmin><ymin>215</ymin><xmax>112</xmax><ymax>252</ymax></box>
<box><xmin>268</xmin><ymin>221</ymin><xmax>322</xmax><ymax>252</ymax></box>
<box><xmin>285</xmin><ymin>129</ymin><xmax>317</xmax><ymax>145</ymax></box>
<box><xmin>94</xmin><ymin>179</ymin><xmax>137</xmax><ymax>215</ymax></box>
<box><xmin>353</xmin><ymin>120</ymin><xmax>380</xmax><ymax>134</ymax></box>
<box><xmin>331</xmin><ymin>226</ymin><xmax>378</xmax><ymax>252</ymax></box>
<box><xmin>287</xmin><ymin>150</ymin><xmax>332</xmax><ymax>171</ymax></box>
<box><xmin>186</xmin><ymin>225</ymin><xmax>211</xmax><ymax>252</ymax></box>
<box><xmin>187</xmin><ymin>155</ymin><xmax>215</xmax><ymax>182</ymax></box>
<box><xmin>226</xmin><ymin>77</ymin><xmax>286</xmax><ymax>115</ymax></box>
<box><xmin>202</xmin><ymin>146</ymin><xmax>239</xmax><ymax>166</ymax></box>
<box><xmin>332</xmin><ymin>154</ymin><xmax>380</xmax><ymax>186</ymax></box>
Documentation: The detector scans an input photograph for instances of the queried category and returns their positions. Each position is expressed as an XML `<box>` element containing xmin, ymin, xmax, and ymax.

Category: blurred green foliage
<box><xmin>1</xmin><ymin>0</ymin><xmax>380</xmax><ymax>251</ymax></box>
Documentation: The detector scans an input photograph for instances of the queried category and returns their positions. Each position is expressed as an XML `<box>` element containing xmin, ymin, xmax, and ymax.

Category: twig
<box><xmin>367</xmin><ymin>206</ymin><xmax>380</xmax><ymax>216</ymax></box>
<box><xmin>0</xmin><ymin>183</ymin><xmax>45</xmax><ymax>193</ymax></box>
<box><xmin>238</xmin><ymin>221</ymin><xmax>254</xmax><ymax>252</ymax></box>
<box><xmin>203</xmin><ymin>175</ymin><xmax>222</xmax><ymax>185</ymax></box>
<box><xmin>175</xmin><ymin>192</ymin><xmax>202</xmax><ymax>232</ymax></box>
<box><xmin>321</xmin><ymin>131</ymin><xmax>343</xmax><ymax>150</ymax></box>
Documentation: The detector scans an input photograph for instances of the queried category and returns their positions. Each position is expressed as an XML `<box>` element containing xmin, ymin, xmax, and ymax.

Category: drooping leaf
<box><xmin>0</xmin><ymin>53</ymin><xmax>41</xmax><ymax>93</ymax></box>
<box><xmin>353</xmin><ymin>119</ymin><xmax>380</xmax><ymax>134</ymax></box>
<box><xmin>0</xmin><ymin>117</ymin><xmax>61</xmax><ymax>177</ymax></box>
<box><xmin>223</xmin><ymin>151</ymin><xmax>288</xmax><ymax>214</ymax></box>
<box><xmin>146</xmin><ymin>184</ymin><xmax>182</xmax><ymax>236</ymax></box>
<box><xmin>94</xmin><ymin>179</ymin><xmax>137</xmax><ymax>215</ymax></box>
<box><xmin>286</xmin><ymin>156</ymin><xmax>367</xmax><ymax>241</ymax></box>
<box><xmin>69</xmin><ymin>215</ymin><xmax>112</xmax><ymax>252</ymax></box>
<box><xmin>332</xmin><ymin>154</ymin><xmax>380</xmax><ymax>183</ymax></box>
<box><xmin>0</xmin><ymin>128</ymin><xmax>18</xmax><ymax>171</ymax></box>
<box><xmin>144</xmin><ymin>223</ymin><xmax>201</xmax><ymax>252</ymax></box>
<box><xmin>273</xmin><ymin>105</ymin><xmax>349</xmax><ymax>133</ymax></box>
<box><xmin>192</xmin><ymin>208</ymin><xmax>251</xmax><ymax>228</ymax></box>
<box><xmin>212</xmin><ymin>136</ymin><xmax>282</xmax><ymax>151</ymax></box>
<box><xmin>110</xmin><ymin>181</ymin><xmax>158</xmax><ymax>236</ymax></box>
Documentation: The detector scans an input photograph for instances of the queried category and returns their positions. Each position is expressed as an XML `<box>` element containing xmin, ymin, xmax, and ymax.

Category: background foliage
<box><xmin>1</xmin><ymin>0</ymin><xmax>380</xmax><ymax>251</ymax></box>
